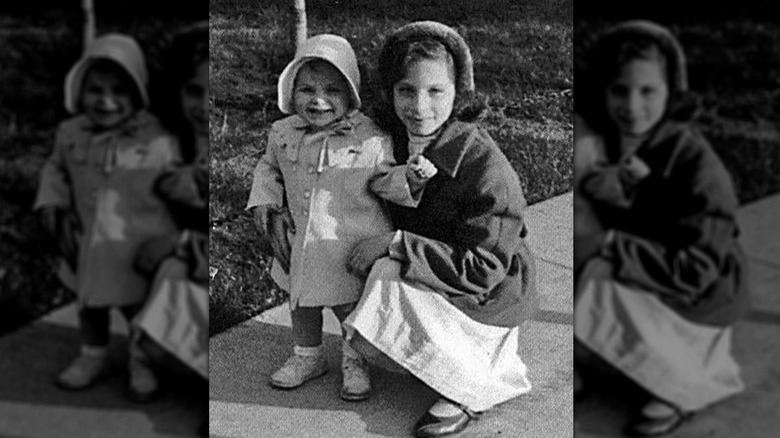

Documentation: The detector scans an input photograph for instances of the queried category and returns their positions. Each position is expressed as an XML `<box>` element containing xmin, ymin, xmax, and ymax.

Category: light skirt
<box><xmin>575</xmin><ymin>258</ymin><xmax>744</xmax><ymax>411</ymax></box>
<box><xmin>343</xmin><ymin>257</ymin><xmax>532</xmax><ymax>412</ymax></box>
<box><xmin>133</xmin><ymin>257</ymin><xmax>208</xmax><ymax>379</ymax></box>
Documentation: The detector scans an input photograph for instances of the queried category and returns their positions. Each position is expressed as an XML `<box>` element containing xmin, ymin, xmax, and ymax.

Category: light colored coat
<box><xmin>247</xmin><ymin>111</ymin><xmax>415</xmax><ymax>308</ymax></box>
<box><xmin>34</xmin><ymin>110</ymin><xmax>180</xmax><ymax>307</ymax></box>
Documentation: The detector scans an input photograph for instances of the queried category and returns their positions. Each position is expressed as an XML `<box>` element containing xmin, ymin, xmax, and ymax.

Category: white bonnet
<box><xmin>277</xmin><ymin>34</ymin><xmax>361</xmax><ymax>114</ymax></box>
<box><xmin>64</xmin><ymin>33</ymin><xmax>149</xmax><ymax>114</ymax></box>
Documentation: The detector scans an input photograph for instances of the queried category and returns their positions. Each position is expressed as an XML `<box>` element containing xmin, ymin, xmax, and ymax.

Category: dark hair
<box><xmin>372</xmin><ymin>38</ymin><xmax>486</xmax><ymax>159</ymax></box>
<box><xmin>79</xmin><ymin>59</ymin><xmax>144</xmax><ymax>113</ymax></box>
<box><xmin>577</xmin><ymin>31</ymin><xmax>699</xmax><ymax>135</ymax></box>
<box><xmin>153</xmin><ymin>21</ymin><xmax>208</xmax><ymax>163</ymax></box>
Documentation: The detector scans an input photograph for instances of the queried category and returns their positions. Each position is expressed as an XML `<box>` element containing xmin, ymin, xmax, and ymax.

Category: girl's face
<box><xmin>81</xmin><ymin>64</ymin><xmax>137</xmax><ymax>130</ymax></box>
<box><xmin>181</xmin><ymin>60</ymin><xmax>209</xmax><ymax>138</ymax></box>
<box><xmin>605</xmin><ymin>57</ymin><xmax>669</xmax><ymax>137</ymax></box>
<box><xmin>393</xmin><ymin>58</ymin><xmax>456</xmax><ymax>136</ymax></box>
<box><xmin>293</xmin><ymin>62</ymin><xmax>350</xmax><ymax>129</ymax></box>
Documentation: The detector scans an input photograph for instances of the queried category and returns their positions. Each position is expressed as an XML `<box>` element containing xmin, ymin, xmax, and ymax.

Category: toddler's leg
<box><xmin>332</xmin><ymin>302</ymin><xmax>370</xmax><ymax>401</ymax></box>
<box><xmin>56</xmin><ymin>307</ymin><xmax>111</xmax><ymax>390</ymax></box>
<box><xmin>269</xmin><ymin>306</ymin><xmax>327</xmax><ymax>389</ymax></box>
<box><xmin>121</xmin><ymin>304</ymin><xmax>159</xmax><ymax>402</ymax></box>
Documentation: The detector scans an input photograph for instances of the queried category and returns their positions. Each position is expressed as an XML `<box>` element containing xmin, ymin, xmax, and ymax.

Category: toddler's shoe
<box><xmin>270</xmin><ymin>347</ymin><xmax>327</xmax><ymax>389</ymax></box>
<box><xmin>127</xmin><ymin>342</ymin><xmax>160</xmax><ymax>402</ymax></box>
<box><xmin>340</xmin><ymin>341</ymin><xmax>371</xmax><ymax>401</ymax></box>
<box><xmin>56</xmin><ymin>346</ymin><xmax>109</xmax><ymax>390</ymax></box>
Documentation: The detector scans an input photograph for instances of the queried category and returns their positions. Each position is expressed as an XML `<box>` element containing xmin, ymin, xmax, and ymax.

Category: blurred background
<box><xmin>575</xmin><ymin>1</ymin><xmax>780</xmax><ymax>205</ymax></box>
<box><xmin>0</xmin><ymin>0</ymin><xmax>207</xmax><ymax>336</ymax></box>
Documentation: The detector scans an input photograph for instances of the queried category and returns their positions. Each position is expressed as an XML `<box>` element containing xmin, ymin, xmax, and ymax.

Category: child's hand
<box><xmin>135</xmin><ymin>233</ymin><xmax>180</xmax><ymax>275</ymax></box>
<box><xmin>40</xmin><ymin>206</ymin><xmax>59</xmax><ymax>236</ymax></box>
<box><xmin>407</xmin><ymin>154</ymin><xmax>438</xmax><ymax>180</ymax></box>
<box><xmin>406</xmin><ymin>154</ymin><xmax>438</xmax><ymax>194</ymax></box>
<box><xmin>253</xmin><ymin>205</ymin><xmax>296</xmax><ymax>273</ymax></box>
<box><xmin>252</xmin><ymin>205</ymin><xmax>272</xmax><ymax>236</ymax></box>
<box><xmin>347</xmin><ymin>232</ymin><xmax>395</xmax><ymax>277</ymax></box>
<box><xmin>268</xmin><ymin>209</ymin><xmax>295</xmax><ymax>273</ymax></box>
<box><xmin>623</xmin><ymin>155</ymin><xmax>651</xmax><ymax>180</ymax></box>
<box><xmin>41</xmin><ymin>207</ymin><xmax>81</xmax><ymax>270</ymax></box>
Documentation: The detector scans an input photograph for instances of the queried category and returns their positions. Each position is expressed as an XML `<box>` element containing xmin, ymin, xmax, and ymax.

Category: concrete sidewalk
<box><xmin>0</xmin><ymin>304</ymin><xmax>205</xmax><ymax>438</ymax></box>
<box><xmin>208</xmin><ymin>192</ymin><xmax>575</xmax><ymax>438</ymax></box>
<box><xmin>575</xmin><ymin>193</ymin><xmax>780</xmax><ymax>437</ymax></box>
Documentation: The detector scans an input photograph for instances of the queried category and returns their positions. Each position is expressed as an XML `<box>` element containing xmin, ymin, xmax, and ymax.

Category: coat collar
<box><xmin>423</xmin><ymin>121</ymin><xmax>477</xmax><ymax>178</ymax></box>
<box><xmin>78</xmin><ymin>109</ymin><xmax>154</xmax><ymax>136</ymax></box>
<box><xmin>291</xmin><ymin>109</ymin><xmax>363</xmax><ymax>135</ymax></box>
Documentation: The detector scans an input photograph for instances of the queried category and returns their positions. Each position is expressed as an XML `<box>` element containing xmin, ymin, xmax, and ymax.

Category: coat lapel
<box><xmin>424</xmin><ymin>122</ymin><xmax>475</xmax><ymax>178</ymax></box>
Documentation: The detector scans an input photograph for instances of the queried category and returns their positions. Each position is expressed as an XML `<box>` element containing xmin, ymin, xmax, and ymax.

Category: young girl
<box><xmin>247</xmin><ymin>34</ymin><xmax>434</xmax><ymax>401</ymax></box>
<box><xmin>34</xmin><ymin>34</ymin><xmax>180</xmax><ymax>400</ymax></box>
<box><xmin>343</xmin><ymin>21</ymin><xmax>537</xmax><ymax>438</ymax></box>
<box><xmin>132</xmin><ymin>20</ymin><xmax>209</xmax><ymax>403</ymax></box>
<box><xmin>574</xmin><ymin>20</ymin><xmax>749</xmax><ymax>436</ymax></box>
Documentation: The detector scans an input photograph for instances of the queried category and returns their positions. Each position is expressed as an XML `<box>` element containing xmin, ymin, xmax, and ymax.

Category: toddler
<box><xmin>34</xmin><ymin>33</ymin><xmax>180</xmax><ymax>401</ymax></box>
<box><xmin>247</xmin><ymin>34</ymin><xmax>435</xmax><ymax>401</ymax></box>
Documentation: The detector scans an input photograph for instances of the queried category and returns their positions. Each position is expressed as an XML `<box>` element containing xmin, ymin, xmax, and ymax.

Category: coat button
<box><xmin>303</xmin><ymin>190</ymin><xmax>310</xmax><ymax>199</ymax></box>
<box><xmin>307</xmin><ymin>165</ymin><xmax>315</xmax><ymax>174</ymax></box>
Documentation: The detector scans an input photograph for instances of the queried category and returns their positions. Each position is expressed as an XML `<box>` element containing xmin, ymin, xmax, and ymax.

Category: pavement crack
<box><xmin>536</xmin><ymin>255</ymin><xmax>572</xmax><ymax>270</ymax></box>
<box><xmin>747</xmin><ymin>255</ymin><xmax>780</xmax><ymax>271</ymax></box>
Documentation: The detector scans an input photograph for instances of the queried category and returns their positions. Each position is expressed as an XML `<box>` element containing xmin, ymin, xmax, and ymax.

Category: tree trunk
<box><xmin>290</xmin><ymin>0</ymin><xmax>307</xmax><ymax>52</ymax></box>
<box><xmin>82</xmin><ymin>0</ymin><xmax>95</xmax><ymax>51</ymax></box>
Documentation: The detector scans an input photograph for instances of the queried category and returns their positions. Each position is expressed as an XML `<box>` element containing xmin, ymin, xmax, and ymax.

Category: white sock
<box><xmin>642</xmin><ymin>400</ymin><xmax>678</xmax><ymax>418</ymax></box>
<box><xmin>342</xmin><ymin>340</ymin><xmax>362</xmax><ymax>360</ymax></box>
<box><xmin>293</xmin><ymin>345</ymin><xmax>322</xmax><ymax>357</ymax></box>
<box><xmin>81</xmin><ymin>345</ymin><xmax>108</xmax><ymax>359</ymax></box>
<box><xmin>428</xmin><ymin>397</ymin><xmax>465</xmax><ymax>418</ymax></box>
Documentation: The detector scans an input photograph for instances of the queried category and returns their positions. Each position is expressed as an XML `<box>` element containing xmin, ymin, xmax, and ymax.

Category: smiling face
<box><xmin>393</xmin><ymin>58</ymin><xmax>456</xmax><ymax>137</ymax></box>
<box><xmin>80</xmin><ymin>61</ymin><xmax>139</xmax><ymax>130</ymax></box>
<box><xmin>181</xmin><ymin>60</ymin><xmax>209</xmax><ymax>138</ymax></box>
<box><xmin>605</xmin><ymin>56</ymin><xmax>669</xmax><ymax>137</ymax></box>
<box><xmin>293</xmin><ymin>60</ymin><xmax>351</xmax><ymax>129</ymax></box>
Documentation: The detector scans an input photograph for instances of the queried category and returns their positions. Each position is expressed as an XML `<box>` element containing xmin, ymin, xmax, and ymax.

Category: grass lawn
<box><xmin>209</xmin><ymin>0</ymin><xmax>574</xmax><ymax>335</ymax></box>
<box><xmin>0</xmin><ymin>1</ymin><xmax>206</xmax><ymax>336</ymax></box>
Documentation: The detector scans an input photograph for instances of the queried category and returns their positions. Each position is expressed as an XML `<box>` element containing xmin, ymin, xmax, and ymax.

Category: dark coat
<box><xmin>387</xmin><ymin>121</ymin><xmax>538</xmax><ymax>328</ymax></box>
<box><xmin>579</xmin><ymin>120</ymin><xmax>750</xmax><ymax>326</ymax></box>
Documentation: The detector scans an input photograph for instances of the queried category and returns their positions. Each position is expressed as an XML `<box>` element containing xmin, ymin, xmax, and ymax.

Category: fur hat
<box><xmin>596</xmin><ymin>20</ymin><xmax>687</xmax><ymax>93</ymax></box>
<box><xmin>378</xmin><ymin>21</ymin><xmax>474</xmax><ymax>96</ymax></box>
<box><xmin>64</xmin><ymin>33</ymin><xmax>149</xmax><ymax>114</ymax></box>
<box><xmin>277</xmin><ymin>34</ymin><xmax>361</xmax><ymax>114</ymax></box>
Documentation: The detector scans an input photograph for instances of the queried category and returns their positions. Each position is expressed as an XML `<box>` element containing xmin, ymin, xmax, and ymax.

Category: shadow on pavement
<box><xmin>209</xmin><ymin>320</ymin><xmax>438</xmax><ymax>437</ymax></box>
<box><xmin>0</xmin><ymin>321</ymin><xmax>205</xmax><ymax>437</ymax></box>
<box><xmin>210</xmin><ymin>315</ymin><xmax>572</xmax><ymax>438</ymax></box>
<box><xmin>574</xmin><ymin>315</ymin><xmax>780</xmax><ymax>438</ymax></box>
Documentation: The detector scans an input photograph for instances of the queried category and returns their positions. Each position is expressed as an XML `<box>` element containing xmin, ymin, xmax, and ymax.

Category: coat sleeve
<box><xmin>369</xmin><ymin>135</ymin><xmax>420</xmax><ymax>207</ymax></box>
<box><xmin>33</xmin><ymin>123</ymin><xmax>73</xmax><ymax>210</ymax></box>
<box><xmin>246</xmin><ymin>126</ymin><xmax>285</xmax><ymax>210</ymax></box>
<box><xmin>395</xmin><ymin>150</ymin><xmax>526</xmax><ymax>301</ymax></box>
<box><xmin>606</xmin><ymin>149</ymin><xmax>740</xmax><ymax>304</ymax></box>
<box><xmin>580</xmin><ymin>163</ymin><xmax>644</xmax><ymax>209</ymax></box>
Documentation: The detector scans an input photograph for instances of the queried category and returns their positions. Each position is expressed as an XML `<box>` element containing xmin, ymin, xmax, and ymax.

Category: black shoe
<box><xmin>413</xmin><ymin>403</ymin><xmax>478</xmax><ymax>438</ymax></box>
<box><xmin>624</xmin><ymin>405</ymin><xmax>691</xmax><ymax>437</ymax></box>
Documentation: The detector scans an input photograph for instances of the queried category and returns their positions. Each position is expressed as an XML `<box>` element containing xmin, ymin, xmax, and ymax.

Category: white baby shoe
<box><xmin>270</xmin><ymin>345</ymin><xmax>328</xmax><ymax>389</ymax></box>
<box><xmin>56</xmin><ymin>345</ymin><xmax>109</xmax><ymax>390</ymax></box>
<box><xmin>340</xmin><ymin>341</ymin><xmax>371</xmax><ymax>401</ymax></box>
